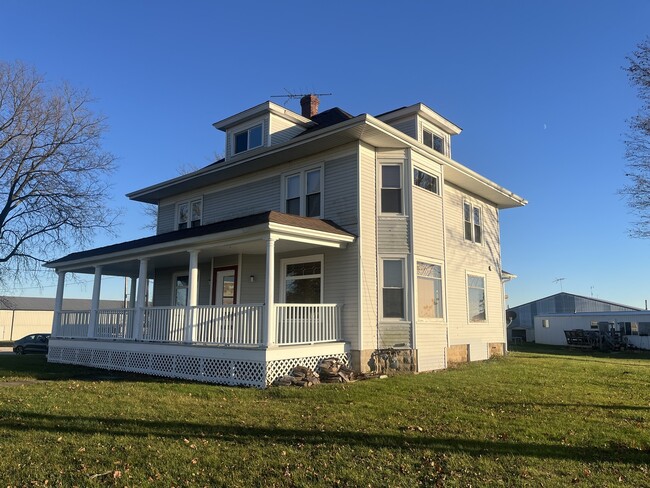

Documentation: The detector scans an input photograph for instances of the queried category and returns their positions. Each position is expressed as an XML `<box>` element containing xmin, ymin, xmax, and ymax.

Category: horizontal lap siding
<box><xmin>387</xmin><ymin>116</ymin><xmax>417</xmax><ymax>139</ymax></box>
<box><xmin>269</xmin><ymin>114</ymin><xmax>305</xmax><ymax>145</ymax></box>
<box><xmin>322</xmin><ymin>245</ymin><xmax>358</xmax><ymax>347</ymax></box>
<box><xmin>444</xmin><ymin>184</ymin><xmax>505</xmax><ymax>350</ymax></box>
<box><xmin>157</xmin><ymin>204</ymin><xmax>175</xmax><ymax>234</ymax></box>
<box><xmin>324</xmin><ymin>153</ymin><xmax>358</xmax><ymax>233</ymax></box>
<box><xmin>378</xmin><ymin>322</ymin><xmax>411</xmax><ymax>348</ymax></box>
<box><xmin>377</xmin><ymin>218</ymin><xmax>410</xmax><ymax>253</ymax></box>
<box><xmin>202</xmin><ymin>175</ymin><xmax>281</xmax><ymax>224</ymax></box>
<box><xmin>416</xmin><ymin>323</ymin><xmax>446</xmax><ymax>371</ymax></box>
<box><xmin>359</xmin><ymin>143</ymin><xmax>378</xmax><ymax>351</ymax></box>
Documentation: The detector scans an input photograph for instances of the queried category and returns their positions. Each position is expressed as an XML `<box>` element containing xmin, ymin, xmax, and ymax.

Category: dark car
<box><xmin>13</xmin><ymin>333</ymin><xmax>50</xmax><ymax>354</ymax></box>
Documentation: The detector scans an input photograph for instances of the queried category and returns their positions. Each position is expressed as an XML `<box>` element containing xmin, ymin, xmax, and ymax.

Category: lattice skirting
<box><xmin>48</xmin><ymin>346</ymin><xmax>349</xmax><ymax>388</ymax></box>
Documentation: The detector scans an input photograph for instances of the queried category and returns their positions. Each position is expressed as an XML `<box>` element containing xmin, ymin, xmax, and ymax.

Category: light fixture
<box><xmin>249</xmin><ymin>274</ymin><xmax>255</xmax><ymax>283</ymax></box>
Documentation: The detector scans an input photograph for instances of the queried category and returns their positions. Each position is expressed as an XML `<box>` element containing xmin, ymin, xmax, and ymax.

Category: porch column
<box><xmin>88</xmin><ymin>266</ymin><xmax>102</xmax><ymax>338</ymax></box>
<box><xmin>183</xmin><ymin>250</ymin><xmax>200</xmax><ymax>343</ymax></box>
<box><xmin>263</xmin><ymin>237</ymin><xmax>277</xmax><ymax>347</ymax></box>
<box><xmin>133</xmin><ymin>258</ymin><xmax>149</xmax><ymax>340</ymax></box>
<box><xmin>52</xmin><ymin>271</ymin><xmax>66</xmax><ymax>337</ymax></box>
<box><xmin>129</xmin><ymin>277</ymin><xmax>137</xmax><ymax>309</ymax></box>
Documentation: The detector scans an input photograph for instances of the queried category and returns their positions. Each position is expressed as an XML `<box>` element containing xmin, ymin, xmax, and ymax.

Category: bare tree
<box><xmin>0</xmin><ymin>61</ymin><xmax>118</xmax><ymax>287</ymax></box>
<box><xmin>622</xmin><ymin>38</ymin><xmax>650</xmax><ymax>238</ymax></box>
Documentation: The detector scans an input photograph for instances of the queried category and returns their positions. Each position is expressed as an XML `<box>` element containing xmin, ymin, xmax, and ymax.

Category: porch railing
<box><xmin>56</xmin><ymin>303</ymin><xmax>342</xmax><ymax>346</ymax></box>
<box><xmin>275</xmin><ymin>304</ymin><xmax>341</xmax><ymax>345</ymax></box>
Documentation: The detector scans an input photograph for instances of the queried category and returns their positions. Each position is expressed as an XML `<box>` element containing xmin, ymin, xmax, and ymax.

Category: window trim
<box><xmin>380</xmin><ymin>163</ymin><xmax>404</xmax><ymax>215</ymax></box>
<box><xmin>176</xmin><ymin>197</ymin><xmax>203</xmax><ymax>230</ymax></box>
<box><xmin>280</xmin><ymin>254</ymin><xmax>324</xmax><ymax>303</ymax></box>
<box><xmin>281</xmin><ymin>165</ymin><xmax>323</xmax><ymax>218</ymax></box>
<box><xmin>421</xmin><ymin>125</ymin><xmax>447</xmax><ymax>156</ymax></box>
<box><xmin>380</xmin><ymin>257</ymin><xmax>408</xmax><ymax>321</ymax></box>
<box><xmin>232</xmin><ymin>122</ymin><xmax>264</xmax><ymax>155</ymax></box>
<box><xmin>466</xmin><ymin>272</ymin><xmax>487</xmax><ymax>323</ymax></box>
<box><xmin>416</xmin><ymin>260</ymin><xmax>444</xmax><ymax>321</ymax></box>
<box><xmin>463</xmin><ymin>200</ymin><xmax>483</xmax><ymax>244</ymax></box>
<box><xmin>413</xmin><ymin>167</ymin><xmax>440</xmax><ymax>196</ymax></box>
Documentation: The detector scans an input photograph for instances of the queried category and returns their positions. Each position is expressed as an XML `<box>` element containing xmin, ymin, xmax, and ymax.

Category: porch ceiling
<box><xmin>45</xmin><ymin>211</ymin><xmax>355</xmax><ymax>277</ymax></box>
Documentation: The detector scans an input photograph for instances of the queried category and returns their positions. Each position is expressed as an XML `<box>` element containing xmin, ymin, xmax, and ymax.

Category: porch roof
<box><xmin>45</xmin><ymin>211</ymin><xmax>355</xmax><ymax>275</ymax></box>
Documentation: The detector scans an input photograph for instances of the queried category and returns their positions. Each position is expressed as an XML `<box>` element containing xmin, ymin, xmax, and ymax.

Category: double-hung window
<box><xmin>463</xmin><ymin>201</ymin><xmax>482</xmax><ymax>243</ymax></box>
<box><xmin>413</xmin><ymin>168</ymin><xmax>439</xmax><ymax>195</ymax></box>
<box><xmin>283</xmin><ymin>255</ymin><xmax>323</xmax><ymax>304</ymax></box>
<box><xmin>177</xmin><ymin>198</ymin><xmax>202</xmax><ymax>230</ymax></box>
<box><xmin>417</xmin><ymin>262</ymin><xmax>443</xmax><ymax>319</ymax></box>
<box><xmin>234</xmin><ymin>123</ymin><xmax>263</xmax><ymax>154</ymax></box>
<box><xmin>467</xmin><ymin>274</ymin><xmax>486</xmax><ymax>322</ymax></box>
<box><xmin>423</xmin><ymin>129</ymin><xmax>445</xmax><ymax>155</ymax></box>
<box><xmin>382</xmin><ymin>259</ymin><xmax>405</xmax><ymax>319</ymax></box>
<box><xmin>381</xmin><ymin>165</ymin><xmax>402</xmax><ymax>214</ymax></box>
<box><xmin>284</xmin><ymin>168</ymin><xmax>322</xmax><ymax>218</ymax></box>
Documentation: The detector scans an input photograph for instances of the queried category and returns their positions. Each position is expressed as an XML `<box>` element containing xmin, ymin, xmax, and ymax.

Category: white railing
<box><xmin>95</xmin><ymin>308</ymin><xmax>135</xmax><ymax>339</ymax></box>
<box><xmin>59</xmin><ymin>310</ymin><xmax>91</xmax><ymax>338</ymax></box>
<box><xmin>194</xmin><ymin>304</ymin><xmax>263</xmax><ymax>346</ymax></box>
<box><xmin>142</xmin><ymin>306</ymin><xmax>186</xmax><ymax>342</ymax></box>
<box><xmin>275</xmin><ymin>304</ymin><xmax>342</xmax><ymax>345</ymax></box>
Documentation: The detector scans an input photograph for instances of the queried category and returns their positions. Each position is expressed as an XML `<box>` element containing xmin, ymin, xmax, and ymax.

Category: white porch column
<box><xmin>52</xmin><ymin>271</ymin><xmax>66</xmax><ymax>337</ymax></box>
<box><xmin>133</xmin><ymin>258</ymin><xmax>149</xmax><ymax>340</ymax></box>
<box><xmin>129</xmin><ymin>276</ymin><xmax>137</xmax><ymax>309</ymax></box>
<box><xmin>88</xmin><ymin>266</ymin><xmax>102</xmax><ymax>338</ymax></box>
<box><xmin>183</xmin><ymin>250</ymin><xmax>200</xmax><ymax>343</ymax></box>
<box><xmin>263</xmin><ymin>237</ymin><xmax>277</xmax><ymax>347</ymax></box>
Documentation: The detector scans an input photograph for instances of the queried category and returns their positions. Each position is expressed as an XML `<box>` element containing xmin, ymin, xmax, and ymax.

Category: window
<box><xmin>542</xmin><ymin>319</ymin><xmax>550</xmax><ymax>328</ymax></box>
<box><xmin>381</xmin><ymin>165</ymin><xmax>402</xmax><ymax>214</ymax></box>
<box><xmin>414</xmin><ymin>168</ymin><xmax>439</xmax><ymax>195</ymax></box>
<box><xmin>467</xmin><ymin>274</ymin><xmax>486</xmax><ymax>322</ymax></box>
<box><xmin>234</xmin><ymin>123</ymin><xmax>263</xmax><ymax>154</ymax></box>
<box><xmin>173</xmin><ymin>274</ymin><xmax>189</xmax><ymax>306</ymax></box>
<box><xmin>283</xmin><ymin>256</ymin><xmax>322</xmax><ymax>303</ymax></box>
<box><xmin>423</xmin><ymin>129</ymin><xmax>445</xmax><ymax>154</ymax></box>
<box><xmin>417</xmin><ymin>262</ymin><xmax>443</xmax><ymax>319</ymax></box>
<box><xmin>383</xmin><ymin>259</ymin><xmax>405</xmax><ymax>319</ymax></box>
<box><xmin>178</xmin><ymin>198</ymin><xmax>202</xmax><ymax>230</ymax></box>
<box><xmin>284</xmin><ymin>168</ymin><xmax>322</xmax><ymax>217</ymax></box>
<box><xmin>463</xmin><ymin>201</ymin><xmax>482</xmax><ymax>243</ymax></box>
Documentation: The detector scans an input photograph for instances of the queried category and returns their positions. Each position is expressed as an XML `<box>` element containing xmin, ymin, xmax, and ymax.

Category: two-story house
<box><xmin>45</xmin><ymin>95</ymin><xmax>526</xmax><ymax>387</ymax></box>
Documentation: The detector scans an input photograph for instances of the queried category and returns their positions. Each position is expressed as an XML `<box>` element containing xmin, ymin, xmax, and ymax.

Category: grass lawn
<box><xmin>0</xmin><ymin>346</ymin><xmax>648</xmax><ymax>487</ymax></box>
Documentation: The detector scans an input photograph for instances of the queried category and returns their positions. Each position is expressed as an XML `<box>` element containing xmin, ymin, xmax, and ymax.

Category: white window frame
<box><xmin>421</xmin><ymin>125</ymin><xmax>447</xmax><ymax>156</ymax></box>
<box><xmin>280</xmin><ymin>254</ymin><xmax>324</xmax><ymax>303</ymax></box>
<box><xmin>413</xmin><ymin>167</ymin><xmax>440</xmax><ymax>196</ymax></box>
<box><xmin>232</xmin><ymin>122</ymin><xmax>264</xmax><ymax>155</ymax></box>
<box><xmin>380</xmin><ymin>256</ymin><xmax>408</xmax><ymax>321</ymax></box>
<box><xmin>176</xmin><ymin>197</ymin><xmax>203</xmax><ymax>230</ymax></box>
<box><xmin>281</xmin><ymin>165</ymin><xmax>323</xmax><ymax>218</ymax></box>
<box><xmin>380</xmin><ymin>163</ymin><xmax>404</xmax><ymax>215</ymax></box>
<box><xmin>416</xmin><ymin>260</ymin><xmax>444</xmax><ymax>320</ymax></box>
<box><xmin>466</xmin><ymin>272</ymin><xmax>487</xmax><ymax>323</ymax></box>
<box><xmin>463</xmin><ymin>200</ymin><xmax>483</xmax><ymax>244</ymax></box>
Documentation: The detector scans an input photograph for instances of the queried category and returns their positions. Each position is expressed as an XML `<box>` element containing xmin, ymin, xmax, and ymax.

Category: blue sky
<box><xmin>2</xmin><ymin>0</ymin><xmax>649</xmax><ymax>309</ymax></box>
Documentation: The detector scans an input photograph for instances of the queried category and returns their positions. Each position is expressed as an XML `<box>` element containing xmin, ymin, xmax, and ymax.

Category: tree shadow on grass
<box><xmin>1</xmin><ymin>410</ymin><xmax>648</xmax><ymax>465</ymax></box>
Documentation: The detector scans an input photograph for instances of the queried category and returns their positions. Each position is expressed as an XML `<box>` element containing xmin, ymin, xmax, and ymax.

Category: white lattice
<box><xmin>111</xmin><ymin>351</ymin><xmax>129</xmax><ymax>369</ymax></box>
<box><xmin>265</xmin><ymin>353</ymin><xmax>349</xmax><ymax>385</ymax></box>
<box><xmin>151</xmin><ymin>354</ymin><xmax>175</xmax><ymax>373</ymax></box>
<box><xmin>93</xmin><ymin>350</ymin><xmax>111</xmax><ymax>366</ymax></box>
<box><xmin>48</xmin><ymin>347</ymin><xmax>62</xmax><ymax>361</ymax></box>
<box><xmin>78</xmin><ymin>349</ymin><xmax>92</xmax><ymax>365</ymax></box>
<box><xmin>129</xmin><ymin>352</ymin><xmax>150</xmax><ymax>370</ymax></box>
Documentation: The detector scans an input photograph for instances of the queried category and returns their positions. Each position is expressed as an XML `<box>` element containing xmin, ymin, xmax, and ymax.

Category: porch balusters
<box><xmin>52</xmin><ymin>271</ymin><xmax>66</xmax><ymax>337</ymax></box>
<box><xmin>87</xmin><ymin>265</ymin><xmax>103</xmax><ymax>338</ymax></box>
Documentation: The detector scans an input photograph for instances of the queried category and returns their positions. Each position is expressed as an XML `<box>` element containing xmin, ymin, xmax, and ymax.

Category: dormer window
<box><xmin>234</xmin><ymin>124</ymin><xmax>263</xmax><ymax>154</ymax></box>
<box><xmin>423</xmin><ymin>129</ymin><xmax>445</xmax><ymax>155</ymax></box>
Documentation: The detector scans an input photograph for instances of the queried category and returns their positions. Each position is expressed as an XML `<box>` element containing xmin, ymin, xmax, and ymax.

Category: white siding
<box><xmin>443</xmin><ymin>183</ymin><xmax>505</xmax><ymax>356</ymax></box>
<box><xmin>157</xmin><ymin>203</ymin><xmax>175</xmax><ymax>234</ymax></box>
<box><xmin>377</xmin><ymin>218</ymin><xmax>410</xmax><ymax>253</ymax></box>
<box><xmin>386</xmin><ymin>116</ymin><xmax>417</xmax><ymax>139</ymax></box>
<box><xmin>203</xmin><ymin>175</ymin><xmax>281</xmax><ymax>224</ymax></box>
<box><xmin>269</xmin><ymin>113</ymin><xmax>305</xmax><ymax>145</ymax></box>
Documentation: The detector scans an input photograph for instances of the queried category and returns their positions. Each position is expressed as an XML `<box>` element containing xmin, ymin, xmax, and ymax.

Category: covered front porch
<box><xmin>46</xmin><ymin>211</ymin><xmax>356</xmax><ymax>387</ymax></box>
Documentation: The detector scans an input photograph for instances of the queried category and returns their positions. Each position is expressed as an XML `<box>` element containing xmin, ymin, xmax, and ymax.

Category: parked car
<box><xmin>13</xmin><ymin>333</ymin><xmax>50</xmax><ymax>354</ymax></box>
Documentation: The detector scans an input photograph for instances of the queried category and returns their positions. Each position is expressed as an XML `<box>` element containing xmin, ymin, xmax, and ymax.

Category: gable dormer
<box><xmin>213</xmin><ymin>101</ymin><xmax>315</xmax><ymax>161</ymax></box>
<box><xmin>377</xmin><ymin>103</ymin><xmax>462</xmax><ymax>158</ymax></box>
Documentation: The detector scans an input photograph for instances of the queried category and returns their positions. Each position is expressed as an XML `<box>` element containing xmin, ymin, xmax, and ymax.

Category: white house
<box><xmin>45</xmin><ymin>95</ymin><xmax>527</xmax><ymax>387</ymax></box>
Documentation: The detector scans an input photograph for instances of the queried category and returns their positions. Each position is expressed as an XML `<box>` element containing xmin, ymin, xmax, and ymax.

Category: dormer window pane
<box><xmin>249</xmin><ymin>125</ymin><xmax>262</xmax><ymax>148</ymax></box>
<box><xmin>234</xmin><ymin>132</ymin><xmax>248</xmax><ymax>154</ymax></box>
<box><xmin>433</xmin><ymin>135</ymin><xmax>444</xmax><ymax>153</ymax></box>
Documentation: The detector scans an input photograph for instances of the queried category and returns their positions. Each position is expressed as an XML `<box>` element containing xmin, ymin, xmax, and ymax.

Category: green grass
<box><xmin>0</xmin><ymin>346</ymin><xmax>649</xmax><ymax>487</ymax></box>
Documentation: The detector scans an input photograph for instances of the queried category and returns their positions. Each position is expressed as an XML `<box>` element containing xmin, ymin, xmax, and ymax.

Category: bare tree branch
<box><xmin>0</xmin><ymin>60</ymin><xmax>119</xmax><ymax>289</ymax></box>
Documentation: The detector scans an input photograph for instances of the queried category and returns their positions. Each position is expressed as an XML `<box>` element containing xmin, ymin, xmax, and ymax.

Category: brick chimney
<box><xmin>300</xmin><ymin>94</ymin><xmax>319</xmax><ymax>119</ymax></box>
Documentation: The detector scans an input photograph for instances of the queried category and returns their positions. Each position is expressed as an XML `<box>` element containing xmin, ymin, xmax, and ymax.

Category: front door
<box><xmin>212</xmin><ymin>267</ymin><xmax>237</xmax><ymax>305</ymax></box>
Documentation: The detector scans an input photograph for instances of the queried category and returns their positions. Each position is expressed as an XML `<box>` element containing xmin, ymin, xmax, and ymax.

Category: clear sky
<box><xmin>2</xmin><ymin>0</ymin><xmax>649</xmax><ymax>309</ymax></box>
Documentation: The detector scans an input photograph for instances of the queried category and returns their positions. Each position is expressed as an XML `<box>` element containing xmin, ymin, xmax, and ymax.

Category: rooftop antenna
<box><xmin>270</xmin><ymin>89</ymin><xmax>332</xmax><ymax>106</ymax></box>
<box><xmin>553</xmin><ymin>277</ymin><xmax>566</xmax><ymax>292</ymax></box>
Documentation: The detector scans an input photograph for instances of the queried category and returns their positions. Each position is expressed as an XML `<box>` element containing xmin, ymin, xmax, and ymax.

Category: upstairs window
<box><xmin>234</xmin><ymin>124</ymin><xmax>263</xmax><ymax>154</ymax></box>
<box><xmin>381</xmin><ymin>164</ymin><xmax>402</xmax><ymax>214</ymax></box>
<box><xmin>178</xmin><ymin>198</ymin><xmax>202</xmax><ymax>230</ymax></box>
<box><xmin>414</xmin><ymin>168</ymin><xmax>439</xmax><ymax>195</ymax></box>
<box><xmin>284</xmin><ymin>167</ymin><xmax>322</xmax><ymax>218</ymax></box>
<box><xmin>423</xmin><ymin>129</ymin><xmax>445</xmax><ymax>155</ymax></box>
<box><xmin>463</xmin><ymin>201</ymin><xmax>482</xmax><ymax>244</ymax></box>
